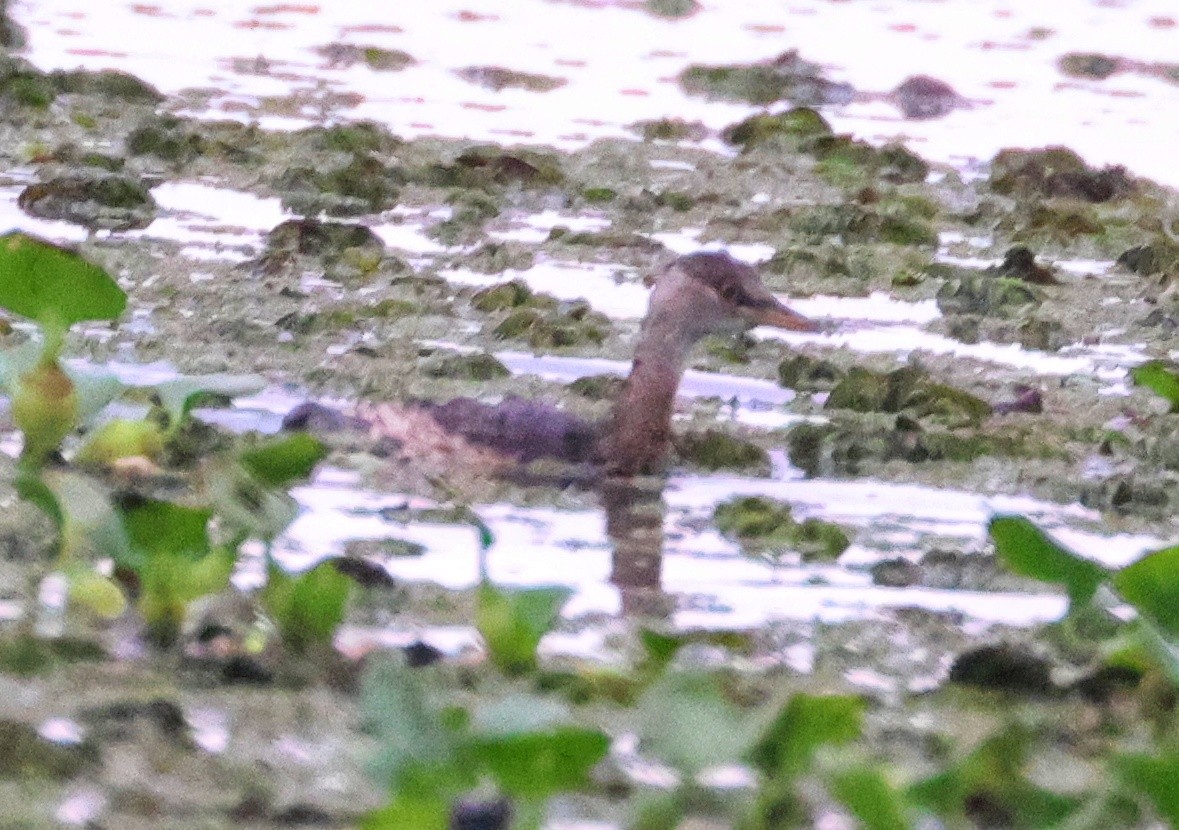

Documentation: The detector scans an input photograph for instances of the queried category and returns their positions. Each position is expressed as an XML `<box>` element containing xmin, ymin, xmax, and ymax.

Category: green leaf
<box><xmin>469</xmin><ymin>726</ymin><xmax>609</xmax><ymax>799</ymax></box>
<box><xmin>206</xmin><ymin>458</ymin><xmax>301</xmax><ymax>541</ymax></box>
<box><xmin>115</xmin><ymin>497</ymin><xmax>229</xmax><ymax>645</ymax></box>
<box><xmin>239</xmin><ymin>433</ymin><xmax>327</xmax><ymax>487</ymax></box>
<box><xmin>120</xmin><ymin>498</ymin><xmax>211</xmax><ymax>562</ymax></box>
<box><xmin>66</xmin><ymin>367</ymin><xmax>125</xmax><ymax>424</ymax></box>
<box><xmin>16</xmin><ymin>468</ymin><xmax>63</xmax><ymax>528</ymax></box>
<box><xmin>470</xmin><ymin>694</ymin><xmax>570</xmax><ymax>736</ymax></box>
<box><xmin>361</xmin><ymin>657</ymin><xmax>459</xmax><ymax>790</ymax></box>
<box><xmin>1130</xmin><ymin>359</ymin><xmax>1179</xmax><ymax>413</ymax></box>
<box><xmin>261</xmin><ymin>560</ymin><xmax>351</xmax><ymax>653</ymax></box>
<box><xmin>637</xmin><ymin>673</ymin><xmax>756</xmax><ymax>773</ymax></box>
<box><xmin>828</xmin><ymin>766</ymin><xmax>912</xmax><ymax>830</ymax></box>
<box><xmin>908</xmin><ymin>725</ymin><xmax>1079</xmax><ymax>826</ymax></box>
<box><xmin>989</xmin><ymin>515</ymin><xmax>1107</xmax><ymax>606</ymax></box>
<box><xmin>65</xmin><ymin>567</ymin><xmax>127</xmax><ymax>619</ymax></box>
<box><xmin>1113</xmin><ymin>546</ymin><xmax>1179</xmax><ymax>636</ymax></box>
<box><xmin>153</xmin><ymin>372</ymin><xmax>266</xmax><ymax>429</ymax></box>
<box><xmin>21</xmin><ymin>469</ymin><xmax>129</xmax><ymax>563</ymax></box>
<box><xmin>182</xmin><ymin>545</ymin><xmax>235</xmax><ymax>600</ymax></box>
<box><xmin>1115</xmin><ymin>754</ymin><xmax>1179</xmax><ymax>824</ymax></box>
<box><xmin>1126</xmin><ymin>622</ymin><xmax>1179</xmax><ymax>687</ymax></box>
<box><xmin>39</xmin><ymin>469</ymin><xmax>128</xmax><ymax>562</ymax></box>
<box><xmin>75</xmin><ymin>418</ymin><xmax>164</xmax><ymax>466</ymax></box>
<box><xmin>360</xmin><ymin>794</ymin><xmax>451</xmax><ymax>830</ymax></box>
<box><xmin>639</xmin><ymin>628</ymin><xmax>685</xmax><ymax>674</ymax></box>
<box><xmin>748</xmin><ymin>693</ymin><xmax>863</xmax><ymax>780</ymax></box>
<box><xmin>0</xmin><ymin>232</ymin><xmax>126</xmax><ymax>326</ymax></box>
<box><xmin>628</xmin><ymin>790</ymin><xmax>686</xmax><ymax>830</ymax></box>
<box><xmin>475</xmin><ymin>583</ymin><xmax>571</xmax><ymax>675</ymax></box>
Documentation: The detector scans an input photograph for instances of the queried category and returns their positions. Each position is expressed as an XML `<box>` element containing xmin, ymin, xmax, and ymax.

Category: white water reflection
<box><xmin>440</xmin><ymin>256</ymin><xmax>1146</xmax><ymax>380</ymax></box>
<box><xmin>495</xmin><ymin>349</ymin><xmax>798</xmax><ymax>406</ymax></box>
<box><xmin>279</xmin><ymin>464</ymin><xmax>1161</xmax><ymax>630</ymax></box>
<box><xmin>15</xmin><ymin>0</ymin><xmax>1179</xmax><ymax>188</ymax></box>
<box><xmin>487</xmin><ymin>209</ymin><xmax>612</xmax><ymax>244</ymax></box>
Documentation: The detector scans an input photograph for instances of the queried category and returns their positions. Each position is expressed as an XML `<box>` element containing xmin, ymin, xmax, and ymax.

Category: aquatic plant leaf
<box><xmin>1113</xmin><ymin>545</ymin><xmax>1179</xmax><ymax>636</ymax></box>
<box><xmin>1115</xmin><ymin>754</ymin><xmax>1179</xmax><ymax>824</ymax></box>
<box><xmin>121</xmin><ymin>498</ymin><xmax>211</xmax><ymax>562</ymax></box>
<box><xmin>361</xmin><ymin>657</ymin><xmax>459</xmax><ymax>789</ymax></box>
<box><xmin>11</xmin><ymin>359</ymin><xmax>78</xmax><ymax>464</ymax></box>
<box><xmin>360</xmin><ymin>796</ymin><xmax>450</xmax><ymax>830</ymax></box>
<box><xmin>205</xmin><ymin>459</ymin><xmax>301</xmax><ymax>541</ymax></box>
<box><xmin>628</xmin><ymin>790</ymin><xmax>686</xmax><ymax>830</ymax></box>
<box><xmin>65</xmin><ymin>367</ymin><xmax>124</xmax><ymax>424</ymax></box>
<box><xmin>1125</xmin><ymin>622</ymin><xmax>1179</xmax><ymax>687</ymax></box>
<box><xmin>748</xmin><ymin>693</ymin><xmax>863</xmax><ymax>779</ymax></box>
<box><xmin>75</xmin><ymin>418</ymin><xmax>164</xmax><ymax>467</ymax></box>
<box><xmin>152</xmin><ymin>372</ymin><xmax>266</xmax><ymax>429</ymax></box>
<box><xmin>34</xmin><ymin>469</ymin><xmax>128</xmax><ymax>562</ymax></box>
<box><xmin>1130</xmin><ymin>360</ymin><xmax>1179</xmax><ymax>413</ymax></box>
<box><xmin>464</xmin><ymin>694</ymin><xmax>609</xmax><ymax>797</ymax></box>
<box><xmin>239</xmin><ymin>433</ymin><xmax>327</xmax><ymax>487</ymax></box>
<box><xmin>637</xmin><ymin>673</ymin><xmax>755</xmax><ymax>773</ymax></box>
<box><xmin>0</xmin><ymin>232</ymin><xmax>125</xmax><ymax>325</ymax></box>
<box><xmin>261</xmin><ymin>560</ymin><xmax>351</xmax><ymax>653</ymax></box>
<box><xmin>639</xmin><ymin>628</ymin><xmax>686</xmax><ymax>674</ymax></box>
<box><xmin>16</xmin><ymin>470</ymin><xmax>62</xmax><ymax>527</ymax></box>
<box><xmin>113</xmin><ymin>497</ymin><xmax>235</xmax><ymax>645</ymax></box>
<box><xmin>475</xmin><ymin>583</ymin><xmax>571</xmax><ymax>675</ymax></box>
<box><xmin>65</xmin><ymin>567</ymin><xmax>126</xmax><ymax>619</ymax></box>
<box><xmin>828</xmin><ymin>766</ymin><xmax>912</xmax><ymax>830</ymax></box>
<box><xmin>908</xmin><ymin>725</ymin><xmax>1079</xmax><ymax>825</ymax></box>
<box><xmin>988</xmin><ymin>515</ymin><xmax>1107</xmax><ymax>606</ymax></box>
<box><xmin>471</xmin><ymin>693</ymin><xmax>569</xmax><ymax>735</ymax></box>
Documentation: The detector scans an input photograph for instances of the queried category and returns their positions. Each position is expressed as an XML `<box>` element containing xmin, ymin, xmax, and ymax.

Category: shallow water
<box><xmin>3</xmin><ymin>0</ymin><xmax>1178</xmax><ymax>646</ymax></box>
<box><xmin>14</xmin><ymin>0</ymin><xmax>1179</xmax><ymax>186</ymax></box>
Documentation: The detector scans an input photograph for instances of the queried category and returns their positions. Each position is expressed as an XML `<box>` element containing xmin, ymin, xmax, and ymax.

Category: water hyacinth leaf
<box><xmin>35</xmin><ymin>469</ymin><xmax>128</xmax><ymax>562</ymax></box>
<box><xmin>239</xmin><ymin>432</ymin><xmax>328</xmax><ymax>487</ymax></box>
<box><xmin>153</xmin><ymin>372</ymin><xmax>267</xmax><ymax>429</ymax></box>
<box><xmin>11</xmin><ymin>359</ymin><xmax>78</xmax><ymax>463</ymax></box>
<box><xmin>749</xmin><ymin>693</ymin><xmax>863</xmax><ymax>779</ymax></box>
<box><xmin>1115</xmin><ymin>754</ymin><xmax>1179</xmax><ymax>824</ymax></box>
<box><xmin>828</xmin><ymin>766</ymin><xmax>912</xmax><ymax>830</ymax></box>
<box><xmin>475</xmin><ymin>583</ymin><xmax>572</xmax><ymax>675</ymax></box>
<box><xmin>261</xmin><ymin>560</ymin><xmax>351</xmax><ymax>653</ymax></box>
<box><xmin>474</xmin><ymin>727</ymin><xmax>609</xmax><ymax>798</ymax></box>
<box><xmin>628</xmin><ymin>790</ymin><xmax>686</xmax><ymax>830</ymax></box>
<box><xmin>65</xmin><ymin>367</ymin><xmax>125</xmax><ymax>424</ymax></box>
<box><xmin>120</xmin><ymin>498</ymin><xmax>211</xmax><ymax>562</ymax></box>
<box><xmin>65</xmin><ymin>567</ymin><xmax>126</xmax><ymax>619</ymax></box>
<box><xmin>361</xmin><ymin>657</ymin><xmax>458</xmax><ymax>788</ymax></box>
<box><xmin>465</xmin><ymin>696</ymin><xmax>610</xmax><ymax>796</ymax></box>
<box><xmin>471</xmin><ymin>693</ymin><xmax>570</xmax><ymax>736</ymax></box>
<box><xmin>75</xmin><ymin>418</ymin><xmax>164</xmax><ymax>467</ymax></box>
<box><xmin>908</xmin><ymin>725</ymin><xmax>1079</xmax><ymax>825</ymax></box>
<box><xmin>637</xmin><ymin>673</ymin><xmax>754</xmax><ymax>773</ymax></box>
<box><xmin>206</xmin><ymin>459</ymin><xmax>301</xmax><ymax>541</ymax></box>
<box><xmin>1113</xmin><ymin>546</ymin><xmax>1179</xmax><ymax>636</ymax></box>
<box><xmin>639</xmin><ymin>628</ymin><xmax>685</xmax><ymax>672</ymax></box>
<box><xmin>361</xmin><ymin>796</ymin><xmax>450</xmax><ymax>830</ymax></box>
<box><xmin>1131</xmin><ymin>623</ymin><xmax>1179</xmax><ymax>687</ymax></box>
<box><xmin>1130</xmin><ymin>359</ymin><xmax>1179</xmax><ymax>413</ymax></box>
<box><xmin>0</xmin><ymin>232</ymin><xmax>126</xmax><ymax>326</ymax></box>
<box><xmin>988</xmin><ymin>515</ymin><xmax>1107</xmax><ymax>606</ymax></box>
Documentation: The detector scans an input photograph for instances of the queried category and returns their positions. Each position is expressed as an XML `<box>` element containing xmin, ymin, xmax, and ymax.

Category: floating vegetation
<box><xmin>680</xmin><ymin>50</ymin><xmax>854</xmax><ymax>106</ymax></box>
<box><xmin>714</xmin><ymin>495</ymin><xmax>851</xmax><ymax>561</ymax></box>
